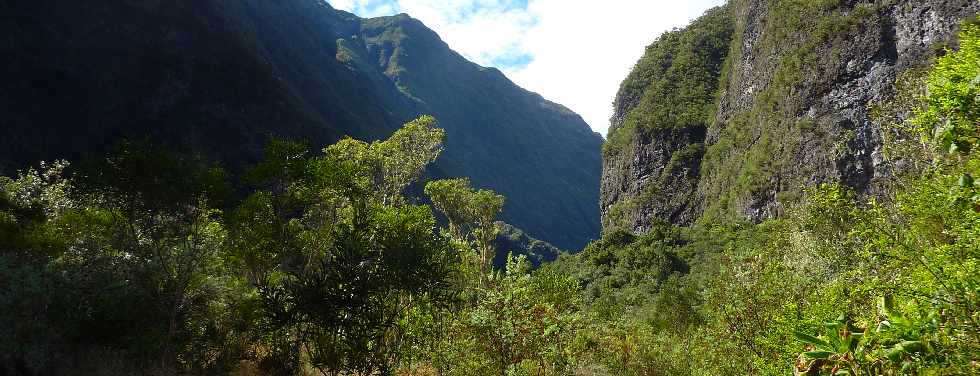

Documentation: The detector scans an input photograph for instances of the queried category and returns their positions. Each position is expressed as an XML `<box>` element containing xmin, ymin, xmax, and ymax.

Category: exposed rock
<box><xmin>602</xmin><ymin>0</ymin><xmax>980</xmax><ymax>234</ymax></box>
<box><xmin>601</xmin><ymin>6</ymin><xmax>733</xmax><ymax>232</ymax></box>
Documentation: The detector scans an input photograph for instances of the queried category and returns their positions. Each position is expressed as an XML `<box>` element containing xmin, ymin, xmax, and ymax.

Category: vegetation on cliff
<box><xmin>601</xmin><ymin>5</ymin><xmax>733</xmax><ymax>229</ymax></box>
<box><xmin>3</xmin><ymin>23</ymin><xmax>978</xmax><ymax>374</ymax></box>
<box><xmin>603</xmin><ymin>0</ymin><xmax>979</xmax><ymax>232</ymax></box>
<box><xmin>604</xmin><ymin>5</ymin><xmax>733</xmax><ymax>157</ymax></box>
<box><xmin>559</xmin><ymin>21</ymin><xmax>980</xmax><ymax>374</ymax></box>
<box><xmin>2</xmin><ymin>2</ymin><xmax>979</xmax><ymax>375</ymax></box>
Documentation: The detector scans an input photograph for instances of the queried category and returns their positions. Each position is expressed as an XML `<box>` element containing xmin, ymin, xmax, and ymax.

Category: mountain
<box><xmin>0</xmin><ymin>0</ymin><xmax>603</xmax><ymax>250</ymax></box>
<box><xmin>493</xmin><ymin>222</ymin><xmax>563</xmax><ymax>268</ymax></box>
<box><xmin>601</xmin><ymin>0</ymin><xmax>980</xmax><ymax>234</ymax></box>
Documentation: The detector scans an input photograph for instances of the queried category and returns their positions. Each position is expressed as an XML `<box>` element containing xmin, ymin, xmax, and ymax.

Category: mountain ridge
<box><xmin>0</xmin><ymin>0</ymin><xmax>603</xmax><ymax>249</ymax></box>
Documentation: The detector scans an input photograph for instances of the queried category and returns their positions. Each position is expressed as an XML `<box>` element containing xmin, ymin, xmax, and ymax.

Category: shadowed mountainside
<box><xmin>0</xmin><ymin>0</ymin><xmax>603</xmax><ymax>249</ymax></box>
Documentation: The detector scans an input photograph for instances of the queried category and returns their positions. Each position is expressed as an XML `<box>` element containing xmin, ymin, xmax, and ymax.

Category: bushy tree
<box><xmin>425</xmin><ymin>178</ymin><xmax>505</xmax><ymax>275</ymax></box>
<box><xmin>0</xmin><ymin>116</ymin><xmax>462</xmax><ymax>375</ymax></box>
<box><xmin>229</xmin><ymin>117</ymin><xmax>456</xmax><ymax>375</ymax></box>
<box><xmin>326</xmin><ymin>115</ymin><xmax>444</xmax><ymax>205</ymax></box>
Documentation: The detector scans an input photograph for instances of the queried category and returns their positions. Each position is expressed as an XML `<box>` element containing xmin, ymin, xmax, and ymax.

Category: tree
<box><xmin>425</xmin><ymin>178</ymin><xmax>505</xmax><ymax>275</ymax></box>
<box><xmin>0</xmin><ymin>144</ymin><xmax>246</xmax><ymax>375</ymax></box>
<box><xmin>74</xmin><ymin>143</ymin><xmax>234</xmax><ymax>371</ymax></box>
<box><xmin>230</xmin><ymin>118</ymin><xmax>456</xmax><ymax>375</ymax></box>
<box><xmin>326</xmin><ymin>115</ymin><xmax>445</xmax><ymax>205</ymax></box>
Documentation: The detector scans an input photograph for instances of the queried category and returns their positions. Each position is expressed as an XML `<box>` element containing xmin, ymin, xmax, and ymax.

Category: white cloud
<box><xmin>395</xmin><ymin>0</ymin><xmax>536</xmax><ymax>68</ymax></box>
<box><xmin>329</xmin><ymin>0</ymin><xmax>402</xmax><ymax>17</ymax></box>
<box><xmin>328</xmin><ymin>0</ymin><xmax>727</xmax><ymax>135</ymax></box>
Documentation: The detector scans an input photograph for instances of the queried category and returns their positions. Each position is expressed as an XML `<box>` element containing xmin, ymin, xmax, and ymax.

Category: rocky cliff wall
<box><xmin>602</xmin><ymin>0</ymin><xmax>980</xmax><ymax>234</ymax></box>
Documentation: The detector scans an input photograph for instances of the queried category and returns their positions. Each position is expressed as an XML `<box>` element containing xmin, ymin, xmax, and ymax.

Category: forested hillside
<box><xmin>2</xmin><ymin>0</ymin><xmax>979</xmax><ymax>375</ymax></box>
<box><xmin>0</xmin><ymin>0</ymin><xmax>602</xmax><ymax>250</ymax></box>
<box><xmin>4</xmin><ymin>18</ymin><xmax>978</xmax><ymax>375</ymax></box>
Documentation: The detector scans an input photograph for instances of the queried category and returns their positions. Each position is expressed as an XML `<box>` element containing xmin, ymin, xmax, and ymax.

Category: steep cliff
<box><xmin>602</xmin><ymin>0</ymin><xmax>980</xmax><ymax>234</ymax></box>
<box><xmin>0</xmin><ymin>0</ymin><xmax>603</xmax><ymax>249</ymax></box>
<box><xmin>601</xmin><ymin>6</ymin><xmax>734</xmax><ymax>232</ymax></box>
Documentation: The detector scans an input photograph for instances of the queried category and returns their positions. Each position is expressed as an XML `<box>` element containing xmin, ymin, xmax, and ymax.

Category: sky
<box><xmin>327</xmin><ymin>0</ymin><xmax>727</xmax><ymax>136</ymax></box>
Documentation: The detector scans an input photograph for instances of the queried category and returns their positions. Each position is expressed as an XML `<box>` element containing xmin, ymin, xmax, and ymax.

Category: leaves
<box><xmin>425</xmin><ymin>178</ymin><xmax>505</xmax><ymax>274</ymax></box>
<box><xmin>915</xmin><ymin>24</ymin><xmax>980</xmax><ymax>159</ymax></box>
<box><xmin>326</xmin><ymin>115</ymin><xmax>445</xmax><ymax>205</ymax></box>
<box><xmin>795</xmin><ymin>331</ymin><xmax>832</xmax><ymax>350</ymax></box>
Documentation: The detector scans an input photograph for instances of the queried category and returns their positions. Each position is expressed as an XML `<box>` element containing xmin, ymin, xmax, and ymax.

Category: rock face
<box><xmin>601</xmin><ymin>0</ymin><xmax>980</xmax><ymax>234</ymax></box>
<box><xmin>0</xmin><ymin>0</ymin><xmax>603</xmax><ymax>250</ymax></box>
<box><xmin>601</xmin><ymin>6</ymin><xmax>734</xmax><ymax>232</ymax></box>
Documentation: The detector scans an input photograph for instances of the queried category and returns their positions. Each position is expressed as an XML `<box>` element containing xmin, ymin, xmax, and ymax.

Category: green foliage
<box><xmin>0</xmin><ymin>117</ymin><xmax>466</xmax><ymax>375</ymax></box>
<box><xmin>912</xmin><ymin>22</ymin><xmax>980</xmax><ymax>210</ymax></box>
<box><xmin>604</xmin><ymin>5</ymin><xmax>733</xmax><ymax>158</ymax></box>
<box><xmin>915</xmin><ymin>23</ymin><xmax>980</xmax><ymax>157</ymax></box>
<box><xmin>425</xmin><ymin>178</ymin><xmax>505</xmax><ymax>274</ymax></box>
<box><xmin>424</xmin><ymin>255</ymin><xmax>584</xmax><ymax>375</ymax></box>
<box><xmin>326</xmin><ymin>115</ymin><xmax>445</xmax><ymax>205</ymax></box>
<box><xmin>550</xmin><ymin>224</ymin><xmax>688</xmax><ymax>320</ymax></box>
<box><xmin>793</xmin><ymin>297</ymin><xmax>964</xmax><ymax>375</ymax></box>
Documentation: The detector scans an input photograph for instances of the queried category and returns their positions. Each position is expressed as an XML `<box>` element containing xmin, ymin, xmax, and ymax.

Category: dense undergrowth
<box><xmin>556</xmin><ymin>23</ymin><xmax>980</xmax><ymax>375</ymax></box>
<box><xmin>2</xmin><ymin>14</ymin><xmax>979</xmax><ymax>376</ymax></box>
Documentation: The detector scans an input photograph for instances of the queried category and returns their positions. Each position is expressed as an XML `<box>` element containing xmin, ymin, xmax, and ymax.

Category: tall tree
<box><xmin>230</xmin><ymin>117</ymin><xmax>456</xmax><ymax>374</ymax></box>
<box><xmin>326</xmin><ymin>115</ymin><xmax>445</xmax><ymax>206</ymax></box>
<box><xmin>425</xmin><ymin>178</ymin><xmax>505</xmax><ymax>275</ymax></box>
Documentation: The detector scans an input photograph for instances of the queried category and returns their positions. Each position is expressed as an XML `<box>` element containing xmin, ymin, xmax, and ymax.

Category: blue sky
<box><xmin>329</xmin><ymin>0</ymin><xmax>727</xmax><ymax>135</ymax></box>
